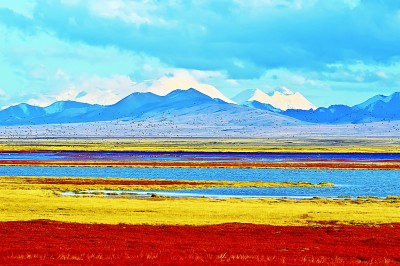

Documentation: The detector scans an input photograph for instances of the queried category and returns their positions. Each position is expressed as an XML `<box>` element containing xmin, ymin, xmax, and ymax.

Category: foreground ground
<box><xmin>1</xmin><ymin>221</ymin><xmax>399</xmax><ymax>265</ymax></box>
<box><xmin>1</xmin><ymin>170</ymin><xmax>400</xmax><ymax>265</ymax></box>
<box><xmin>1</xmin><ymin>138</ymin><xmax>400</xmax><ymax>265</ymax></box>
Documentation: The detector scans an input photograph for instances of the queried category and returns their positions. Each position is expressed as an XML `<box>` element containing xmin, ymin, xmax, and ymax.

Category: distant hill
<box><xmin>281</xmin><ymin>92</ymin><xmax>400</xmax><ymax>124</ymax></box>
<box><xmin>0</xmin><ymin>104</ymin><xmax>45</xmax><ymax>124</ymax></box>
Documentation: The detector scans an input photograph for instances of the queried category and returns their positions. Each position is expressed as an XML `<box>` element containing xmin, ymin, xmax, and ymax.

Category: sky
<box><xmin>0</xmin><ymin>0</ymin><xmax>400</xmax><ymax>108</ymax></box>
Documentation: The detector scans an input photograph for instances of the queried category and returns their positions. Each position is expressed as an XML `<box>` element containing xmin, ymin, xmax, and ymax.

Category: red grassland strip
<box><xmin>0</xmin><ymin>159</ymin><xmax>400</xmax><ymax>169</ymax></box>
<box><xmin>0</xmin><ymin>221</ymin><xmax>399</xmax><ymax>265</ymax></box>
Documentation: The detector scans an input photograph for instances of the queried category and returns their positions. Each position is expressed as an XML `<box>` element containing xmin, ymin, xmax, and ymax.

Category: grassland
<box><xmin>0</xmin><ymin>176</ymin><xmax>399</xmax><ymax>225</ymax></box>
<box><xmin>1</xmin><ymin>176</ymin><xmax>333</xmax><ymax>193</ymax></box>
<box><xmin>0</xmin><ymin>137</ymin><xmax>400</xmax><ymax>153</ymax></box>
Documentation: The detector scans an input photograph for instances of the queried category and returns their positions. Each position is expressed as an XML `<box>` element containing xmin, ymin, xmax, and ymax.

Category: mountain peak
<box><xmin>13</xmin><ymin>103</ymin><xmax>41</xmax><ymax>114</ymax></box>
<box><xmin>130</xmin><ymin>73</ymin><xmax>235</xmax><ymax>104</ymax></box>
<box><xmin>165</xmin><ymin>88</ymin><xmax>213</xmax><ymax>99</ymax></box>
<box><xmin>354</xmin><ymin>92</ymin><xmax>400</xmax><ymax>110</ymax></box>
<box><xmin>276</xmin><ymin>86</ymin><xmax>294</xmax><ymax>95</ymax></box>
<box><xmin>250</xmin><ymin>88</ymin><xmax>271</xmax><ymax>102</ymax></box>
<box><xmin>252</xmin><ymin>88</ymin><xmax>269</xmax><ymax>98</ymax></box>
<box><xmin>232</xmin><ymin>87</ymin><xmax>316</xmax><ymax>111</ymax></box>
<box><xmin>231</xmin><ymin>88</ymin><xmax>270</xmax><ymax>104</ymax></box>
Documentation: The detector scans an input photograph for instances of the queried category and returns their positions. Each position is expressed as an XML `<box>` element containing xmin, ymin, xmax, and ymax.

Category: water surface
<box><xmin>2</xmin><ymin>151</ymin><xmax>400</xmax><ymax>162</ymax></box>
<box><xmin>2</xmin><ymin>166</ymin><xmax>399</xmax><ymax>198</ymax></box>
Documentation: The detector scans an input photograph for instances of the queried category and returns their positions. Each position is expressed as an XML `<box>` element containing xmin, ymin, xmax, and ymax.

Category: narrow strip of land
<box><xmin>0</xmin><ymin>137</ymin><xmax>400</xmax><ymax>153</ymax></box>
<box><xmin>1</xmin><ymin>176</ymin><xmax>333</xmax><ymax>193</ymax></box>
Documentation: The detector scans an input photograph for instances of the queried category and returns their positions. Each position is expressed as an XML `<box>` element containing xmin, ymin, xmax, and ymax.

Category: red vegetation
<box><xmin>1</xmin><ymin>221</ymin><xmax>399</xmax><ymax>265</ymax></box>
<box><xmin>1</xmin><ymin>159</ymin><xmax>400</xmax><ymax>169</ymax></box>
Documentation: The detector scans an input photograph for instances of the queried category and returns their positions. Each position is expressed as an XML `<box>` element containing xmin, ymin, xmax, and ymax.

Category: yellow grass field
<box><xmin>0</xmin><ymin>176</ymin><xmax>334</xmax><ymax>192</ymax></box>
<box><xmin>0</xmin><ymin>137</ymin><xmax>400</xmax><ymax>153</ymax></box>
<box><xmin>1</xmin><ymin>176</ymin><xmax>399</xmax><ymax>226</ymax></box>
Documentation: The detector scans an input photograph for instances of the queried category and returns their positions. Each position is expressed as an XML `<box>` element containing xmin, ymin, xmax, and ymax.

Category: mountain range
<box><xmin>0</xmin><ymin>89</ymin><xmax>300</xmax><ymax>127</ymax></box>
<box><xmin>281</xmin><ymin>92</ymin><xmax>400</xmax><ymax>124</ymax></box>
<box><xmin>0</xmin><ymin>85</ymin><xmax>399</xmax><ymax>127</ymax></box>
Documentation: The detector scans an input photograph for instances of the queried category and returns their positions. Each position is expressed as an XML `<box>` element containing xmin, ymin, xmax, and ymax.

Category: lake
<box><xmin>1</xmin><ymin>151</ymin><xmax>400</xmax><ymax>162</ymax></box>
<box><xmin>1</xmin><ymin>165</ymin><xmax>399</xmax><ymax>198</ymax></box>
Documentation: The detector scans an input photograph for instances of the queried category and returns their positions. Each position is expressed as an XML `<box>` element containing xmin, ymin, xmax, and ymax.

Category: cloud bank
<box><xmin>0</xmin><ymin>0</ymin><xmax>399</xmax><ymax>107</ymax></box>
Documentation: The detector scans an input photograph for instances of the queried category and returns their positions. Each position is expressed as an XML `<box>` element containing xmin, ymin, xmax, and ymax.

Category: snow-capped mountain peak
<box><xmin>248</xmin><ymin>88</ymin><xmax>271</xmax><ymax>103</ymax></box>
<box><xmin>131</xmin><ymin>71</ymin><xmax>235</xmax><ymax>104</ymax></box>
<box><xmin>269</xmin><ymin>90</ymin><xmax>316</xmax><ymax>111</ymax></box>
<box><xmin>276</xmin><ymin>86</ymin><xmax>295</xmax><ymax>95</ymax></box>
<box><xmin>232</xmin><ymin>88</ymin><xmax>269</xmax><ymax>104</ymax></box>
<box><xmin>232</xmin><ymin>87</ymin><xmax>316</xmax><ymax>111</ymax></box>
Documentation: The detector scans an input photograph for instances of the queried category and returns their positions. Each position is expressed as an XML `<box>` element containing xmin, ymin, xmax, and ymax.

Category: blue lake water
<box><xmin>2</xmin><ymin>166</ymin><xmax>399</xmax><ymax>198</ymax></box>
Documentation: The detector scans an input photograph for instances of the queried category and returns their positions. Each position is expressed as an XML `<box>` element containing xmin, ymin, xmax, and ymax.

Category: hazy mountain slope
<box><xmin>0</xmin><ymin>104</ymin><xmax>46</xmax><ymax>124</ymax></box>
<box><xmin>354</xmin><ymin>92</ymin><xmax>400</xmax><ymax>120</ymax></box>
<box><xmin>232</xmin><ymin>89</ymin><xmax>271</xmax><ymax>104</ymax></box>
<box><xmin>282</xmin><ymin>92</ymin><xmax>400</xmax><ymax>124</ymax></box>
<box><xmin>242</xmin><ymin>101</ymin><xmax>282</xmax><ymax>113</ymax></box>
<box><xmin>0</xmin><ymin>101</ymin><xmax>104</xmax><ymax>125</ymax></box>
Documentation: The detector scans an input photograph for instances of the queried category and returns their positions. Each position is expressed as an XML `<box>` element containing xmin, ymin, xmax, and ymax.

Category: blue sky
<box><xmin>0</xmin><ymin>0</ymin><xmax>400</xmax><ymax>108</ymax></box>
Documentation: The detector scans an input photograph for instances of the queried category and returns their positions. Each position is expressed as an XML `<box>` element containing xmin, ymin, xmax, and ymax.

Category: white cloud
<box><xmin>56</xmin><ymin>75</ymin><xmax>137</xmax><ymax>105</ymax></box>
<box><xmin>376</xmin><ymin>70</ymin><xmax>388</xmax><ymax>79</ymax></box>
<box><xmin>108</xmin><ymin>68</ymin><xmax>233</xmax><ymax>103</ymax></box>
<box><xmin>18</xmin><ymin>75</ymin><xmax>136</xmax><ymax>107</ymax></box>
<box><xmin>26</xmin><ymin>95</ymin><xmax>55</xmax><ymax>107</ymax></box>
<box><xmin>55</xmin><ymin>69</ymin><xmax>70</xmax><ymax>81</ymax></box>
<box><xmin>0</xmin><ymin>89</ymin><xmax>8</xmax><ymax>100</ymax></box>
<box><xmin>0</xmin><ymin>2</ymin><xmax>36</xmax><ymax>18</ymax></box>
<box><xmin>233</xmin><ymin>0</ymin><xmax>313</xmax><ymax>12</ymax></box>
<box><xmin>22</xmin><ymin>69</ymin><xmax>235</xmax><ymax>106</ymax></box>
<box><xmin>343</xmin><ymin>0</ymin><xmax>360</xmax><ymax>9</ymax></box>
<box><xmin>60</xmin><ymin>0</ymin><xmax>173</xmax><ymax>26</ymax></box>
<box><xmin>60</xmin><ymin>0</ymin><xmax>82</xmax><ymax>6</ymax></box>
<box><xmin>227</xmin><ymin>79</ymin><xmax>240</xmax><ymax>86</ymax></box>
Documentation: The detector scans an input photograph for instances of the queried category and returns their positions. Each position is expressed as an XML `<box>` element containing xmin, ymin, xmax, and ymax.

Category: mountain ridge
<box><xmin>0</xmin><ymin>87</ymin><xmax>399</xmax><ymax>126</ymax></box>
<box><xmin>0</xmin><ymin>88</ymin><xmax>300</xmax><ymax>127</ymax></box>
<box><xmin>232</xmin><ymin>87</ymin><xmax>316</xmax><ymax>111</ymax></box>
<box><xmin>281</xmin><ymin>92</ymin><xmax>400</xmax><ymax>124</ymax></box>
